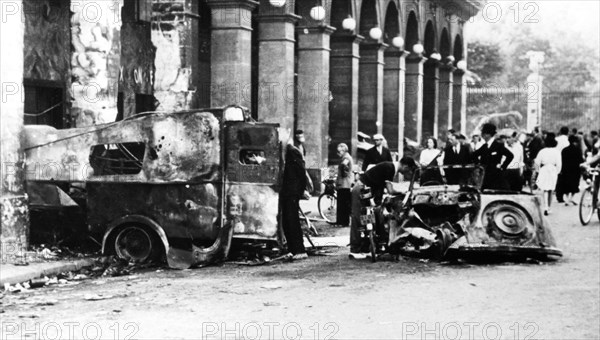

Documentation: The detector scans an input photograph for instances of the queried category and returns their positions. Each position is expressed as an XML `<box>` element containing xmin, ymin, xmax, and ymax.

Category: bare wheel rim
<box><xmin>579</xmin><ymin>188</ymin><xmax>594</xmax><ymax>225</ymax></box>
<box><xmin>115</xmin><ymin>226</ymin><xmax>153</xmax><ymax>262</ymax></box>
<box><xmin>318</xmin><ymin>194</ymin><xmax>337</xmax><ymax>224</ymax></box>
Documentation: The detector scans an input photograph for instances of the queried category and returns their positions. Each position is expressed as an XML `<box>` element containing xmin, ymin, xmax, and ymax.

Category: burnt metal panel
<box><xmin>87</xmin><ymin>183</ymin><xmax>222</xmax><ymax>242</ymax></box>
<box><xmin>224</xmin><ymin>123</ymin><xmax>281</xmax><ymax>242</ymax></box>
<box><xmin>23</xmin><ymin>111</ymin><xmax>222</xmax><ymax>183</ymax></box>
<box><xmin>468</xmin><ymin>193</ymin><xmax>558</xmax><ymax>249</ymax></box>
<box><xmin>225</xmin><ymin>123</ymin><xmax>280</xmax><ymax>184</ymax></box>
<box><xmin>226</xmin><ymin>184</ymin><xmax>280</xmax><ymax>239</ymax></box>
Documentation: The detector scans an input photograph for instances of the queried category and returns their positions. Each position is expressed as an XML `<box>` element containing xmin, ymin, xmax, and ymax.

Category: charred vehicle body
<box><xmin>23</xmin><ymin>107</ymin><xmax>282</xmax><ymax>269</ymax></box>
<box><xmin>379</xmin><ymin>165</ymin><xmax>563</xmax><ymax>262</ymax></box>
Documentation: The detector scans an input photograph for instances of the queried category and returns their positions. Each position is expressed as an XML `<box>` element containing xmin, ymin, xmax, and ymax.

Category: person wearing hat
<box><xmin>362</xmin><ymin>133</ymin><xmax>393</xmax><ymax>171</ymax></box>
<box><xmin>472</xmin><ymin>123</ymin><xmax>514</xmax><ymax>190</ymax></box>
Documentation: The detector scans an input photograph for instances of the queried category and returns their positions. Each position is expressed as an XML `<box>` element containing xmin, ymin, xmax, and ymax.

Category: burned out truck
<box><xmin>23</xmin><ymin>106</ymin><xmax>283</xmax><ymax>269</ymax></box>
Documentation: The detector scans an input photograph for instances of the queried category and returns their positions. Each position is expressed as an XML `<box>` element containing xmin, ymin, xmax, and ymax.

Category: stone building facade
<box><xmin>0</xmin><ymin>0</ymin><xmax>483</xmax><ymax>253</ymax></box>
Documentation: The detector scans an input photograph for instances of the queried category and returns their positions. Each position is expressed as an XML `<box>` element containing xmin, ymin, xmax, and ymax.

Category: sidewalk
<box><xmin>0</xmin><ymin>258</ymin><xmax>96</xmax><ymax>286</ymax></box>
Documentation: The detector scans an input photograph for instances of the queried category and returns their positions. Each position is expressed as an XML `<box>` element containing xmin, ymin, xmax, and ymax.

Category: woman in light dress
<box><xmin>419</xmin><ymin>138</ymin><xmax>443</xmax><ymax>185</ymax></box>
<box><xmin>534</xmin><ymin>133</ymin><xmax>562</xmax><ymax>215</ymax></box>
<box><xmin>419</xmin><ymin>138</ymin><xmax>442</xmax><ymax>166</ymax></box>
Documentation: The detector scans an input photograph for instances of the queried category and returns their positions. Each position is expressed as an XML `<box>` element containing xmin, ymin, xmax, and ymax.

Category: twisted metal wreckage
<box><xmin>24</xmin><ymin>106</ymin><xmax>282</xmax><ymax>269</ymax></box>
<box><xmin>380</xmin><ymin>166</ymin><xmax>563</xmax><ymax>262</ymax></box>
<box><xmin>23</xmin><ymin>106</ymin><xmax>562</xmax><ymax>269</ymax></box>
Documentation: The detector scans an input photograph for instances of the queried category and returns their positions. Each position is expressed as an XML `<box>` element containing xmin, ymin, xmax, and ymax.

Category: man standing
<box><xmin>555</xmin><ymin>126</ymin><xmax>570</xmax><ymax>202</ymax></box>
<box><xmin>505</xmin><ymin>132</ymin><xmax>525</xmax><ymax>191</ymax></box>
<box><xmin>294</xmin><ymin>129</ymin><xmax>306</xmax><ymax>158</ymax></box>
<box><xmin>336</xmin><ymin>143</ymin><xmax>354</xmax><ymax>227</ymax></box>
<box><xmin>362</xmin><ymin>133</ymin><xmax>393</xmax><ymax>171</ymax></box>
<box><xmin>443</xmin><ymin>131</ymin><xmax>472</xmax><ymax>184</ymax></box>
<box><xmin>556</xmin><ymin>126</ymin><xmax>570</xmax><ymax>151</ymax></box>
<box><xmin>280</xmin><ymin>141</ymin><xmax>308</xmax><ymax>260</ymax></box>
<box><xmin>525</xmin><ymin>127</ymin><xmax>545</xmax><ymax>189</ymax></box>
<box><xmin>472</xmin><ymin>123</ymin><xmax>514</xmax><ymax>190</ymax></box>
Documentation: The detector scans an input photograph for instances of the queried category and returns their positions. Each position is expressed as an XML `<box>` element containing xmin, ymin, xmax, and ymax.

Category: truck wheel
<box><xmin>114</xmin><ymin>225</ymin><xmax>159</xmax><ymax>263</ymax></box>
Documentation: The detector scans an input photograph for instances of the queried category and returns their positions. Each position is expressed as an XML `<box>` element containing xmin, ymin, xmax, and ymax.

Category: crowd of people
<box><xmin>280</xmin><ymin>125</ymin><xmax>600</xmax><ymax>260</ymax></box>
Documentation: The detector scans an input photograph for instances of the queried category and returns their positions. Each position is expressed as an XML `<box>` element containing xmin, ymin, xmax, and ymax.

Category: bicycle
<box><xmin>579</xmin><ymin>167</ymin><xmax>600</xmax><ymax>225</ymax></box>
<box><xmin>318</xmin><ymin>178</ymin><xmax>337</xmax><ymax>225</ymax></box>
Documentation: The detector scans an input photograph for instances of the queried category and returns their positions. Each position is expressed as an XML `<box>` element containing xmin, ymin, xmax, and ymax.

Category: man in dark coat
<box><xmin>362</xmin><ymin>134</ymin><xmax>393</xmax><ymax>171</ymax></box>
<box><xmin>472</xmin><ymin>123</ymin><xmax>514</xmax><ymax>190</ymax></box>
<box><xmin>280</xmin><ymin>143</ymin><xmax>307</xmax><ymax>259</ymax></box>
<box><xmin>443</xmin><ymin>131</ymin><xmax>472</xmax><ymax>184</ymax></box>
<box><xmin>349</xmin><ymin>157</ymin><xmax>419</xmax><ymax>259</ymax></box>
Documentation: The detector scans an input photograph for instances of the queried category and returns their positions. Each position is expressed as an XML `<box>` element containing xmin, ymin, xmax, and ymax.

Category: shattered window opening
<box><xmin>239</xmin><ymin>150</ymin><xmax>267</xmax><ymax>165</ymax></box>
<box><xmin>90</xmin><ymin>142</ymin><xmax>146</xmax><ymax>176</ymax></box>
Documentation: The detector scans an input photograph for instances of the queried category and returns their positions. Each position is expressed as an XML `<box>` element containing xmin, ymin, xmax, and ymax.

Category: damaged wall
<box><xmin>120</xmin><ymin>20</ymin><xmax>156</xmax><ymax>118</ymax></box>
<box><xmin>71</xmin><ymin>0</ymin><xmax>122</xmax><ymax>127</ymax></box>
<box><xmin>151</xmin><ymin>0</ymin><xmax>200</xmax><ymax>111</ymax></box>
<box><xmin>23</xmin><ymin>0</ymin><xmax>71</xmax><ymax>82</ymax></box>
<box><xmin>1</xmin><ymin>0</ymin><xmax>29</xmax><ymax>262</ymax></box>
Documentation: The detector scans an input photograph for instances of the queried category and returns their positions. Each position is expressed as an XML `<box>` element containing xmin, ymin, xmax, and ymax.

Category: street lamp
<box><xmin>369</xmin><ymin>27</ymin><xmax>382</xmax><ymax>40</ymax></box>
<box><xmin>269</xmin><ymin>0</ymin><xmax>286</xmax><ymax>7</ymax></box>
<box><xmin>310</xmin><ymin>5</ymin><xmax>325</xmax><ymax>21</ymax></box>
<box><xmin>391</xmin><ymin>36</ymin><xmax>404</xmax><ymax>49</ymax></box>
<box><xmin>342</xmin><ymin>16</ymin><xmax>356</xmax><ymax>31</ymax></box>
<box><xmin>430</xmin><ymin>51</ymin><xmax>442</xmax><ymax>61</ymax></box>
<box><xmin>412</xmin><ymin>43</ymin><xmax>424</xmax><ymax>54</ymax></box>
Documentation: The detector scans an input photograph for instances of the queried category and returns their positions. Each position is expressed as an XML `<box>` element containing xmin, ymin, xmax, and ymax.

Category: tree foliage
<box><xmin>466</xmin><ymin>24</ymin><xmax>599</xmax><ymax>132</ymax></box>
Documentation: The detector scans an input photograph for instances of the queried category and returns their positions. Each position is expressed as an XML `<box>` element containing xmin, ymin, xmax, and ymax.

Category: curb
<box><xmin>0</xmin><ymin>258</ymin><xmax>96</xmax><ymax>286</ymax></box>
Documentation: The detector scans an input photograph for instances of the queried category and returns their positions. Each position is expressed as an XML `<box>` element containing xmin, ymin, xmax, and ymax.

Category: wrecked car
<box><xmin>380</xmin><ymin>165</ymin><xmax>563</xmax><ymax>262</ymax></box>
<box><xmin>23</xmin><ymin>106</ymin><xmax>283</xmax><ymax>269</ymax></box>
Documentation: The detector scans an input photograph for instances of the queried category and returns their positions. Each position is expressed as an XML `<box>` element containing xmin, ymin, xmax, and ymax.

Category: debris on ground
<box><xmin>226</xmin><ymin>241</ymin><xmax>340</xmax><ymax>266</ymax></box>
<box><xmin>84</xmin><ymin>294</ymin><xmax>114</xmax><ymax>301</ymax></box>
<box><xmin>261</xmin><ymin>282</ymin><xmax>283</xmax><ymax>290</ymax></box>
<box><xmin>3</xmin><ymin>256</ymin><xmax>163</xmax><ymax>295</ymax></box>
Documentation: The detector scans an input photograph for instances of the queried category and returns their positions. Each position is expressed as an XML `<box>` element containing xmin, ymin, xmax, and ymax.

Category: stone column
<box><xmin>296</xmin><ymin>25</ymin><xmax>335</xmax><ymax>172</ymax></box>
<box><xmin>257</xmin><ymin>2</ymin><xmax>299</xmax><ymax>133</ymax></box>
<box><xmin>152</xmin><ymin>0</ymin><xmax>201</xmax><ymax>111</ymax></box>
<box><xmin>71</xmin><ymin>0</ymin><xmax>123</xmax><ymax>126</ymax></box>
<box><xmin>1</xmin><ymin>0</ymin><xmax>29</xmax><ymax>262</ymax></box>
<box><xmin>452</xmin><ymin>69</ymin><xmax>467</xmax><ymax>134</ymax></box>
<box><xmin>329</xmin><ymin>34</ymin><xmax>362</xmax><ymax>161</ymax></box>
<box><xmin>404</xmin><ymin>54</ymin><xmax>426</xmax><ymax>144</ymax></box>
<box><xmin>422</xmin><ymin>59</ymin><xmax>440</xmax><ymax>141</ymax></box>
<box><xmin>358</xmin><ymin>43</ymin><xmax>387</xmax><ymax>137</ymax></box>
<box><xmin>383</xmin><ymin>49</ymin><xmax>409</xmax><ymax>153</ymax></box>
<box><xmin>438</xmin><ymin>62</ymin><xmax>455</xmax><ymax>142</ymax></box>
<box><xmin>207</xmin><ymin>0</ymin><xmax>258</xmax><ymax>108</ymax></box>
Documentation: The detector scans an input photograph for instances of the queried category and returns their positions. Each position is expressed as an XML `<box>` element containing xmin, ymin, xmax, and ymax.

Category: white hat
<box><xmin>373</xmin><ymin>134</ymin><xmax>384</xmax><ymax>140</ymax></box>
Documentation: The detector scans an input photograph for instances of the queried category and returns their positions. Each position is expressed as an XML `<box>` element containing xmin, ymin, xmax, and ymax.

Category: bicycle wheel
<box><xmin>579</xmin><ymin>187</ymin><xmax>594</xmax><ymax>225</ymax></box>
<box><xmin>368</xmin><ymin>229</ymin><xmax>377</xmax><ymax>263</ymax></box>
<box><xmin>596</xmin><ymin>189</ymin><xmax>600</xmax><ymax>222</ymax></box>
<box><xmin>318</xmin><ymin>193</ymin><xmax>337</xmax><ymax>224</ymax></box>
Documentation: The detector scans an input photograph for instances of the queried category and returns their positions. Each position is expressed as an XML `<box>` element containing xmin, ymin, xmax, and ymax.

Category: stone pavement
<box><xmin>0</xmin><ymin>258</ymin><xmax>96</xmax><ymax>286</ymax></box>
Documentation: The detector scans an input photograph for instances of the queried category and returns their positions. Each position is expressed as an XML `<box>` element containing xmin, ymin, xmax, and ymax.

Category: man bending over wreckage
<box><xmin>349</xmin><ymin>157</ymin><xmax>420</xmax><ymax>259</ymax></box>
